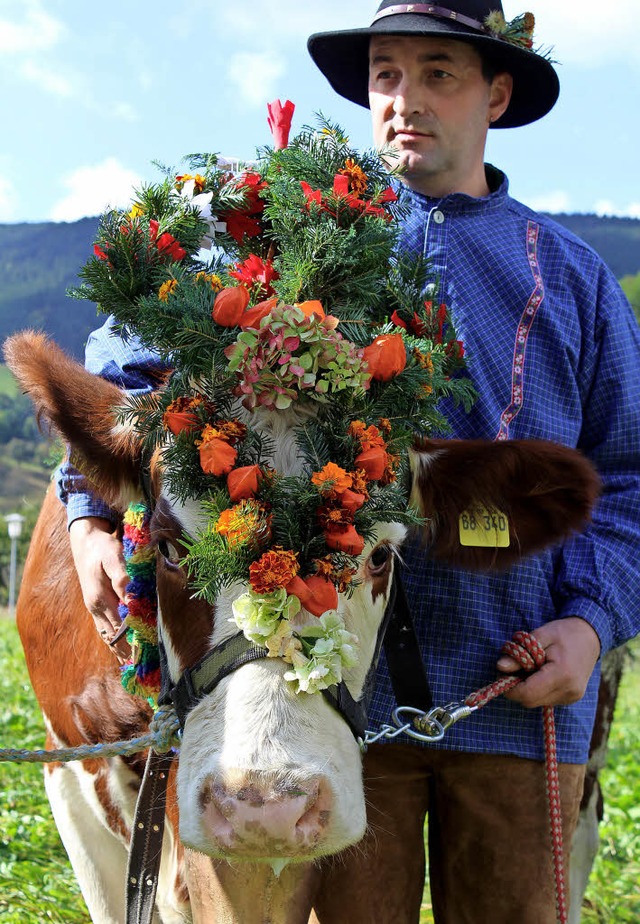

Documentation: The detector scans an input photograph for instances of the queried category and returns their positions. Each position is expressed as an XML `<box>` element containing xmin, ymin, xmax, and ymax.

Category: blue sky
<box><xmin>1</xmin><ymin>0</ymin><xmax>638</xmax><ymax>224</ymax></box>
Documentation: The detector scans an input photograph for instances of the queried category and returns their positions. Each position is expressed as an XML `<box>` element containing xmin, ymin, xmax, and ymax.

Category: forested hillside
<box><xmin>0</xmin><ymin>218</ymin><xmax>100</xmax><ymax>359</ymax></box>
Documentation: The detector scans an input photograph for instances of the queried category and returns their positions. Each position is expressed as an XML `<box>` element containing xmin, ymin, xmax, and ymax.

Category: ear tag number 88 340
<box><xmin>459</xmin><ymin>506</ymin><xmax>510</xmax><ymax>548</ymax></box>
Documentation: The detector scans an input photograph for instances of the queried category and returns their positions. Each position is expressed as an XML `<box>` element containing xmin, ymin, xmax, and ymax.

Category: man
<box><xmin>304</xmin><ymin>2</ymin><xmax>640</xmax><ymax>922</ymax></box>
<box><xmin>58</xmin><ymin>2</ymin><xmax>640</xmax><ymax>921</ymax></box>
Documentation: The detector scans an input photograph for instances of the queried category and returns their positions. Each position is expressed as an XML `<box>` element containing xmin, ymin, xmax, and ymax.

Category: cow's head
<box><xmin>4</xmin><ymin>331</ymin><xmax>600</xmax><ymax>864</ymax></box>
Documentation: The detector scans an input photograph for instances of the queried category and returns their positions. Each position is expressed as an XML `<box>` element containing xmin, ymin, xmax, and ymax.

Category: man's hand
<box><xmin>69</xmin><ymin>516</ymin><xmax>130</xmax><ymax>660</ymax></box>
<box><xmin>497</xmin><ymin>617</ymin><xmax>601</xmax><ymax>709</ymax></box>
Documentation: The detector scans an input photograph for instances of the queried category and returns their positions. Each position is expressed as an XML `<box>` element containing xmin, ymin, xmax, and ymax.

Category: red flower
<box><xmin>94</xmin><ymin>243</ymin><xmax>109</xmax><ymax>261</ymax></box>
<box><xmin>156</xmin><ymin>232</ymin><xmax>187</xmax><ymax>262</ymax></box>
<box><xmin>301</xmin><ymin>181</ymin><xmax>323</xmax><ymax>210</ymax></box>
<box><xmin>224</xmin><ymin>211</ymin><xmax>262</xmax><ymax>244</ymax></box>
<box><xmin>267</xmin><ymin>99</ymin><xmax>295</xmax><ymax>150</ymax></box>
<box><xmin>390</xmin><ymin>310</ymin><xmax>426</xmax><ymax>337</ymax></box>
<box><xmin>445</xmin><ymin>339</ymin><xmax>465</xmax><ymax>360</ymax></box>
<box><xmin>230</xmin><ymin>254</ymin><xmax>279</xmax><ymax>298</ymax></box>
<box><xmin>363</xmin><ymin>333</ymin><xmax>407</xmax><ymax>381</ymax></box>
<box><xmin>212</xmin><ymin>285</ymin><xmax>250</xmax><ymax>326</ymax></box>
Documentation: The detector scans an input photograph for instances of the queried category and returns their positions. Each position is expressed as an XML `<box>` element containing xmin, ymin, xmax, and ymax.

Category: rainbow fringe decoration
<box><xmin>118</xmin><ymin>502</ymin><xmax>161</xmax><ymax>705</ymax></box>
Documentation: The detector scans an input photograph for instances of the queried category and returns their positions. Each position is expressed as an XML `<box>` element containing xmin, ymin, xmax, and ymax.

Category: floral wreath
<box><xmin>74</xmin><ymin>101</ymin><xmax>475</xmax><ymax>698</ymax></box>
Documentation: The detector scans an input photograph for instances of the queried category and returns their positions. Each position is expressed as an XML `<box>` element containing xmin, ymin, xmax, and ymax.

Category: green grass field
<box><xmin>1</xmin><ymin>616</ymin><xmax>638</xmax><ymax>923</ymax></box>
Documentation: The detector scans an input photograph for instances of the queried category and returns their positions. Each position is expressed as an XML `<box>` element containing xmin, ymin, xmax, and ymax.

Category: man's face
<box><xmin>368</xmin><ymin>35</ymin><xmax>512</xmax><ymax>197</ymax></box>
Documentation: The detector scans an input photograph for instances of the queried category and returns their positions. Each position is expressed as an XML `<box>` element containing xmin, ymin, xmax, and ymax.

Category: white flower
<box><xmin>179</xmin><ymin>182</ymin><xmax>226</xmax><ymax>250</ymax></box>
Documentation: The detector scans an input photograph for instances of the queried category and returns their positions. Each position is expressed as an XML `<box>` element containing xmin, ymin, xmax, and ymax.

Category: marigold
<box><xmin>215</xmin><ymin>500</ymin><xmax>268</xmax><ymax>549</ymax></box>
<box><xmin>338</xmin><ymin>158</ymin><xmax>368</xmax><ymax>195</ymax></box>
<box><xmin>158</xmin><ymin>279</ymin><xmax>178</xmax><ymax>302</ymax></box>
<box><xmin>196</xmin><ymin>271</ymin><xmax>223</xmax><ymax>292</ymax></box>
<box><xmin>350</xmin><ymin>468</ymin><xmax>370</xmax><ymax>496</ymax></box>
<box><xmin>317</xmin><ymin>504</ymin><xmax>354</xmax><ymax>532</ymax></box>
<box><xmin>311</xmin><ymin>462</ymin><xmax>353</xmax><ymax>497</ymax></box>
<box><xmin>249</xmin><ymin>547</ymin><xmax>299</xmax><ymax>594</ymax></box>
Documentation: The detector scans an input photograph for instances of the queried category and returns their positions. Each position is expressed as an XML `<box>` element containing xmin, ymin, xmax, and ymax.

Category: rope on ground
<box><xmin>0</xmin><ymin>704</ymin><xmax>181</xmax><ymax>764</ymax></box>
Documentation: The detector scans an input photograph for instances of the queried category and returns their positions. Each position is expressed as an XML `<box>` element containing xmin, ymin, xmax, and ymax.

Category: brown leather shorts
<box><xmin>311</xmin><ymin>743</ymin><xmax>585</xmax><ymax>924</ymax></box>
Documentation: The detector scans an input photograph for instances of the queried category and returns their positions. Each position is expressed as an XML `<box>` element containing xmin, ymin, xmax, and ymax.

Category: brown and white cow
<box><xmin>6</xmin><ymin>331</ymin><xmax>602</xmax><ymax>923</ymax></box>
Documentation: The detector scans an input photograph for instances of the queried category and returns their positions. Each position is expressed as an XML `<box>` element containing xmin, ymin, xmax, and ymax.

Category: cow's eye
<box><xmin>158</xmin><ymin>539</ymin><xmax>183</xmax><ymax>565</ymax></box>
<box><xmin>367</xmin><ymin>543</ymin><xmax>392</xmax><ymax>575</ymax></box>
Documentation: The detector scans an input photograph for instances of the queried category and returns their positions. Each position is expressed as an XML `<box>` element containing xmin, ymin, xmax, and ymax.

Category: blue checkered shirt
<box><xmin>56</xmin><ymin>167</ymin><xmax>640</xmax><ymax>761</ymax></box>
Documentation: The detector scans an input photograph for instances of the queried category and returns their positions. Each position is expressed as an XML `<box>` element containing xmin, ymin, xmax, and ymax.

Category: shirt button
<box><xmin>433</xmin><ymin>210</ymin><xmax>445</xmax><ymax>224</ymax></box>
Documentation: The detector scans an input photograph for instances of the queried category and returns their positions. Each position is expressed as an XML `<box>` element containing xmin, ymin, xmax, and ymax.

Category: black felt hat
<box><xmin>308</xmin><ymin>1</ymin><xmax>559</xmax><ymax>128</ymax></box>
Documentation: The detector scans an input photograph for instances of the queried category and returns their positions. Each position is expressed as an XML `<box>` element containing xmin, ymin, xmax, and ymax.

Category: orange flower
<box><xmin>380</xmin><ymin>451</ymin><xmax>400</xmax><ymax>486</ymax></box>
<box><xmin>212</xmin><ymin>286</ymin><xmax>250</xmax><ymax>326</ymax></box>
<box><xmin>363</xmin><ymin>333</ymin><xmax>407</xmax><ymax>381</ymax></box>
<box><xmin>285</xmin><ymin>574</ymin><xmax>338</xmax><ymax>617</ymax></box>
<box><xmin>311</xmin><ymin>462</ymin><xmax>353</xmax><ymax>497</ymax></box>
<box><xmin>216</xmin><ymin>420</ymin><xmax>248</xmax><ymax>443</ymax></box>
<box><xmin>338</xmin><ymin>158</ymin><xmax>368</xmax><ymax>195</ymax></box>
<box><xmin>227</xmin><ymin>464</ymin><xmax>262</xmax><ymax>502</ymax></box>
<box><xmin>249</xmin><ymin>548</ymin><xmax>299</xmax><ymax>594</ymax></box>
<box><xmin>199</xmin><ymin>438</ymin><xmax>237</xmax><ymax>476</ymax></box>
<box><xmin>215</xmin><ymin>502</ymin><xmax>265</xmax><ymax>549</ymax></box>
<box><xmin>355</xmin><ymin>446</ymin><xmax>388</xmax><ymax>481</ymax></box>
<box><xmin>240</xmin><ymin>296</ymin><xmax>278</xmax><ymax>330</ymax></box>
<box><xmin>317</xmin><ymin>504</ymin><xmax>354</xmax><ymax>531</ymax></box>
<box><xmin>295</xmin><ymin>300</ymin><xmax>325</xmax><ymax>320</ymax></box>
<box><xmin>324</xmin><ymin>525</ymin><xmax>365</xmax><ymax>556</ymax></box>
<box><xmin>339</xmin><ymin>488</ymin><xmax>366</xmax><ymax>514</ymax></box>
<box><xmin>350</xmin><ymin>469</ymin><xmax>370</xmax><ymax>496</ymax></box>
<box><xmin>162</xmin><ymin>397</ymin><xmax>202</xmax><ymax>435</ymax></box>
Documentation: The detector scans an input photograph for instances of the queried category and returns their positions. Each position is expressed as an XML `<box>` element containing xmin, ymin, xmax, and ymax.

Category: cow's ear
<box><xmin>410</xmin><ymin>437</ymin><xmax>601</xmax><ymax>570</ymax></box>
<box><xmin>3</xmin><ymin>331</ymin><xmax>143</xmax><ymax>512</ymax></box>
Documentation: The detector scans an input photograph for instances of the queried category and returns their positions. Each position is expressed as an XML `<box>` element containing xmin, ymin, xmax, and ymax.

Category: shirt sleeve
<box><xmin>554</xmin><ymin>266</ymin><xmax>640</xmax><ymax>652</ymax></box>
<box><xmin>55</xmin><ymin>315</ymin><xmax>167</xmax><ymax>528</ymax></box>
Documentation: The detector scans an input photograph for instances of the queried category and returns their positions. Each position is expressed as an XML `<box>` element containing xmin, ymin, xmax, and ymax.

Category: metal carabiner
<box><xmin>391</xmin><ymin>700</ymin><xmax>478</xmax><ymax>743</ymax></box>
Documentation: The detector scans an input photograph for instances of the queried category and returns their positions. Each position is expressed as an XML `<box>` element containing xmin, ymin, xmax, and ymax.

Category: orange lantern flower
<box><xmin>339</xmin><ymin>488</ymin><xmax>366</xmax><ymax>514</ymax></box>
<box><xmin>354</xmin><ymin>446</ymin><xmax>388</xmax><ymax>481</ymax></box>
<box><xmin>363</xmin><ymin>333</ymin><xmax>407</xmax><ymax>381</ymax></box>
<box><xmin>296</xmin><ymin>300</ymin><xmax>325</xmax><ymax>320</ymax></box>
<box><xmin>212</xmin><ymin>285</ymin><xmax>250</xmax><ymax>326</ymax></box>
<box><xmin>199</xmin><ymin>438</ymin><xmax>238</xmax><ymax>476</ymax></box>
<box><xmin>240</xmin><ymin>296</ymin><xmax>278</xmax><ymax>330</ymax></box>
<box><xmin>285</xmin><ymin>574</ymin><xmax>338</xmax><ymax>617</ymax></box>
<box><xmin>227</xmin><ymin>464</ymin><xmax>262</xmax><ymax>502</ymax></box>
<box><xmin>324</xmin><ymin>525</ymin><xmax>365</xmax><ymax>556</ymax></box>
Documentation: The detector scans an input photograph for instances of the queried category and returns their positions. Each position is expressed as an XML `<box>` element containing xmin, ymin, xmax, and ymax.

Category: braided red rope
<box><xmin>465</xmin><ymin>631</ymin><xmax>568</xmax><ymax>924</ymax></box>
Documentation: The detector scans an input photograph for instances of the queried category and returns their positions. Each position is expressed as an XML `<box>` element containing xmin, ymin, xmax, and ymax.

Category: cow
<box><xmin>6</xmin><ymin>329</ymin><xmax>603</xmax><ymax>924</ymax></box>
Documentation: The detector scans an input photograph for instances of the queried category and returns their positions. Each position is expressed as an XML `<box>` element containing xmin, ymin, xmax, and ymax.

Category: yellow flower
<box><xmin>158</xmin><ymin>279</ymin><xmax>178</xmax><ymax>302</ymax></box>
<box><xmin>196</xmin><ymin>271</ymin><xmax>223</xmax><ymax>292</ymax></box>
<box><xmin>128</xmin><ymin>202</ymin><xmax>144</xmax><ymax>220</ymax></box>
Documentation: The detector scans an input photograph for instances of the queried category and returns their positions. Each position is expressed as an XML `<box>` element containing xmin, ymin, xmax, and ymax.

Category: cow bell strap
<box><xmin>126</xmin><ymin>748</ymin><xmax>175</xmax><ymax>924</ymax></box>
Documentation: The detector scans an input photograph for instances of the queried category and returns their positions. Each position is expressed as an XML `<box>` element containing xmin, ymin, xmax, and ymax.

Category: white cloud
<box><xmin>49</xmin><ymin>158</ymin><xmax>141</xmax><ymax>222</ymax></box>
<box><xmin>0</xmin><ymin>0</ymin><xmax>64</xmax><ymax>54</ymax></box>
<box><xmin>221</xmin><ymin>0</ymin><xmax>372</xmax><ymax>38</ymax></box>
<box><xmin>524</xmin><ymin>190</ymin><xmax>572</xmax><ymax>214</ymax></box>
<box><xmin>227</xmin><ymin>52</ymin><xmax>286</xmax><ymax>106</ymax></box>
<box><xmin>594</xmin><ymin>199</ymin><xmax>640</xmax><ymax>219</ymax></box>
<box><xmin>0</xmin><ymin>175</ymin><xmax>17</xmax><ymax>221</ymax></box>
<box><xmin>523</xmin><ymin>0</ymin><xmax>637</xmax><ymax>66</ymax></box>
<box><xmin>19</xmin><ymin>59</ymin><xmax>74</xmax><ymax>97</ymax></box>
<box><xmin>111</xmin><ymin>102</ymin><xmax>138</xmax><ymax>123</ymax></box>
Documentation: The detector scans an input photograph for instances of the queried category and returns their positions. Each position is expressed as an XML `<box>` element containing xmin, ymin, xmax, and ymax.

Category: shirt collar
<box><xmin>398</xmin><ymin>165</ymin><xmax>509</xmax><ymax>215</ymax></box>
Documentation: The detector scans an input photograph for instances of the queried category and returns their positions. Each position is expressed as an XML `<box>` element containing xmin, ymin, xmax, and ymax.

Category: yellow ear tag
<box><xmin>459</xmin><ymin>506</ymin><xmax>510</xmax><ymax>548</ymax></box>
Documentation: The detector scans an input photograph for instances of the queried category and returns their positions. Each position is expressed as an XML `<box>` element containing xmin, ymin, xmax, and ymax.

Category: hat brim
<box><xmin>308</xmin><ymin>14</ymin><xmax>559</xmax><ymax>129</ymax></box>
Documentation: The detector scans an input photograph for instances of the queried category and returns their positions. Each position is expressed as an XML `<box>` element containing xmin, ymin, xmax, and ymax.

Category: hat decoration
<box><xmin>73</xmin><ymin>103</ymin><xmax>475</xmax><ymax>698</ymax></box>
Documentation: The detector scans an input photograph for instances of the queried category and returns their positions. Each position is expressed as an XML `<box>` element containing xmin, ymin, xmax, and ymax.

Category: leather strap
<box><xmin>126</xmin><ymin>749</ymin><xmax>175</xmax><ymax>924</ymax></box>
<box><xmin>383</xmin><ymin>572</ymin><xmax>433</xmax><ymax>711</ymax></box>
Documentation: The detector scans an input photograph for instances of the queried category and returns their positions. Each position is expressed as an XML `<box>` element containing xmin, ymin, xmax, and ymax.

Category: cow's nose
<box><xmin>199</xmin><ymin>771</ymin><xmax>333</xmax><ymax>856</ymax></box>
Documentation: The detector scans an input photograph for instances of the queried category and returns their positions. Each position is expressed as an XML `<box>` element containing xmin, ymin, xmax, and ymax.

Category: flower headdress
<box><xmin>74</xmin><ymin>103</ymin><xmax>475</xmax><ymax>697</ymax></box>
